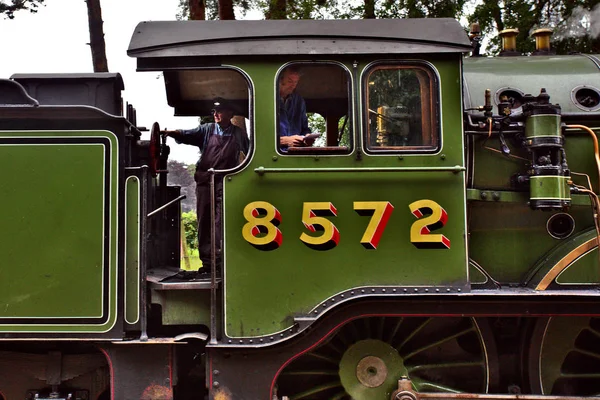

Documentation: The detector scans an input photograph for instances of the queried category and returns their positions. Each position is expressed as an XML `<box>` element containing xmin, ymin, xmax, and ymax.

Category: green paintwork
<box><xmin>556</xmin><ymin>246</ymin><xmax>600</xmax><ymax>284</ymax></box>
<box><xmin>0</xmin><ymin>130</ymin><xmax>118</xmax><ymax>333</ymax></box>
<box><xmin>468</xmin><ymin>261</ymin><xmax>488</xmax><ymax>284</ymax></box>
<box><xmin>530</xmin><ymin>176</ymin><xmax>570</xmax><ymax>201</ymax></box>
<box><xmin>466</xmin><ymin>189</ymin><xmax>592</xmax><ymax>206</ymax></box>
<box><xmin>223</xmin><ymin>57</ymin><xmax>467</xmax><ymax>337</ymax></box>
<box><xmin>463</xmin><ymin>55</ymin><xmax>600</xmax><ymax>114</ymax></box>
<box><xmin>468</xmin><ymin>203</ymin><xmax>595</xmax><ymax>283</ymax></box>
<box><xmin>125</xmin><ymin>177</ymin><xmax>140</xmax><ymax>325</ymax></box>
<box><xmin>525</xmin><ymin>114</ymin><xmax>561</xmax><ymax>140</ymax></box>
<box><xmin>526</xmin><ymin>228</ymin><xmax>598</xmax><ymax>286</ymax></box>
<box><xmin>152</xmin><ymin>290</ymin><xmax>211</xmax><ymax>326</ymax></box>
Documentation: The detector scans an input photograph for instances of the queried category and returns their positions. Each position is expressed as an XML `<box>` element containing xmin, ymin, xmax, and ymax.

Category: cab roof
<box><xmin>127</xmin><ymin>18</ymin><xmax>471</xmax><ymax>63</ymax></box>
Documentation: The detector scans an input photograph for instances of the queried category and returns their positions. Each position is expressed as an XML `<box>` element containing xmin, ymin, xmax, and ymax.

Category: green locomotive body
<box><xmin>0</xmin><ymin>18</ymin><xmax>599</xmax><ymax>400</ymax></box>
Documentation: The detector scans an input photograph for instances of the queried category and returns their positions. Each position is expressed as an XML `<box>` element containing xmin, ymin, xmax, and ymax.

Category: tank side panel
<box><xmin>0</xmin><ymin>130</ymin><xmax>118</xmax><ymax>333</ymax></box>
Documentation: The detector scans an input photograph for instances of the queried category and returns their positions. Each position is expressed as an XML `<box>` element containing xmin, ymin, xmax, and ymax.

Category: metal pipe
<box><xmin>209</xmin><ymin>169</ymin><xmax>218</xmax><ymax>345</ymax></box>
<box><xmin>565</xmin><ymin>124</ymin><xmax>600</xmax><ymax>193</ymax></box>
<box><xmin>255</xmin><ymin>166</ymin><xmax>465</xmax><ymax>175</ymax></box>
<box><xmin>146</xmin><ymin>195</ymin><xmax>186</xmax><ymax>218</ymax></box>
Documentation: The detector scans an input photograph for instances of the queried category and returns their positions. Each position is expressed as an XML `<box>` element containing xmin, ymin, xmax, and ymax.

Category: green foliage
<box><xmin>1</xmin><ymin>0</ymin><xmax>44</xmax><ymax>19</ymax></box>
<box><xmin>182</xmin><ymin>211</ymin><xmax>198</xmax><ymax>250</ymax></box>
<box><xmin>177</xmin><ymin>0</ymin><xmax>251</xmax><ymax>20</ymax></box>
<box><xmin>469</xmin><ymin>0</ymin><xmax>600</xmax><ymax>55</ymax></box>
<box><xmin>308</xmin><ymin>113</ymin><xmax>350</xmax><ymax>147</ymax></box>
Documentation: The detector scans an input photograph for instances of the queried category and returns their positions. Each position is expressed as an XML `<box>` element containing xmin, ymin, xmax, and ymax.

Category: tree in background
<box><xmin>0</xmin><ymin>0</ymin><xmax>43</xmax><ymax>19</ymax></box>
<box><xmin>168</xmin><ymin>160</ymin><xmax>197</xmax><ymax>212</ymax></box>
<box><xmin>178</xmin><ymin>0</ymin><xmax>250</xmax><ymax>19</ymax></box>
<box><xmin>181</xmin><ymin>211</ymin><xmax>199</xmax><ymax>250</ymax></box>
<box><xmin>469</xmin><ymin>0</ymin><xmax>600</xmax><ymax>55</ymax></box>
<box><xmin>85</xmin><ymin>0</ymin><xmax>108</xmax><ymax>72</ymax></box>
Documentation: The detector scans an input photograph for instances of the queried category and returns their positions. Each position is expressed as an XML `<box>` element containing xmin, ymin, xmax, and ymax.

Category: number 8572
<box><xmin>241</xmin><ymin>200</ymin><xmax>450</xmax><ymax>251</ymax></box>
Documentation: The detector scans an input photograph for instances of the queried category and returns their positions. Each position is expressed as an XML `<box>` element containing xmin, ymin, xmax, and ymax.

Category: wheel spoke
<box><xmin>560</xmin><ymin>373</ymin><xmax>600</xmax><ymax>379</ymax></box>
<box><xmin>403</xmin><ymin>326</ymin><xmax>475</xmax><ymax>361</ymax></box>
<box><xmin>376</xmin><ymin>316</ymin><xmax>385</xmax><ymax>340</ymax></box>
<box><xmin>276</xmin><ymin>317</ymin><xmax>494</xmax><ymax>399</ymax></box>
<box><xmin>385</xmin><ymin>317</ymin><xmax>403</xmax><ymax>343</ymax></box>
<box><xmin>308</xmin><ymin>352</ymin><xmax>339</xmax><ymax>365</ymax></box>
<box><xmin>397</xmin><ymin>318</ymin><xmax>432</xmax><ymax>351</ymax></box>
<box><xmin>362</xmin><ymin>317</ymin><xmax>372</xmax><ymax>338</ymax></box>
<box><xmin>406</xmin><ymin>360</ymin><xmax>484</xmax><ymax>372</ymax></box>
<box><xmin>329</xmin><ymin>391</ymin><xmax>348</xmax><ymax>400</ymax></box>
<box><xmin>325</xmin><ymin>339</ymin><xmax>344</xmax><ymax>355</ymax></box>
<box><xmin>290</xmin><ymin>381</ymin><xmax>342</xmax><ymax>400</ymax></box>
<box><xmin>411</xmin><ymin>377</ymin><xmax>462</xmax><ymax>393</ymax></box>
<box><xmin>574</xmin><ymin>348</ymin><xmax>600</xmax><ymax>361</ymax></box>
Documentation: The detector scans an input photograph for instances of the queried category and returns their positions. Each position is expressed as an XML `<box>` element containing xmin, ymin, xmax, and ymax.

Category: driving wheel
<box><xmin>276</xmin><ymin>316</ymin><xmax>497</xmax><ymax>399</ymax></box>
<box><xmin>528</xmin><ymin>317</ymin><xmax>600</xmax><ymax>396</ymax></box>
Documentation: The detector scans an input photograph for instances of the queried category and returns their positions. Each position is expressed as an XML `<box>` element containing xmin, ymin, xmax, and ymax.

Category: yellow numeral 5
<box><xmin>300</xmin><ymin>202</ymin><xmax>340</xmax><ymax>250</ymax></box>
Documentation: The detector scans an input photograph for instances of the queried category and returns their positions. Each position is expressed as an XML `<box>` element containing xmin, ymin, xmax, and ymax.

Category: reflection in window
<box><xmin>365</xmin><ymin>65</ymin><xmax>438</xmax><ymax>152</ymax></box>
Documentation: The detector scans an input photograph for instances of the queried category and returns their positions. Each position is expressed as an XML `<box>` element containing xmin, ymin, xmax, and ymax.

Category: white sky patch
<box><xmin>0</xmin><ymin>0</ymin><xmax>219</xmax><ymax>163</ymax></box>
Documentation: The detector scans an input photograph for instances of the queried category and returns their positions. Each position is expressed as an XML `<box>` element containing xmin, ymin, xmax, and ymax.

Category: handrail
<box><xmin>147</xmin><ymin>195</ymin><xmax>186</xmax><ymax>217</ymax></box>
<box><xmin>254</xmin><ymin>165</ymin><xmax>465</xmax><ymax>175</ymax></box>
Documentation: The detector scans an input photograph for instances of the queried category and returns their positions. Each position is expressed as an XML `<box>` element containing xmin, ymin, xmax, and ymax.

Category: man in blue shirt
<box><xmin>279</xmin><ymin>67</ymin><xmax>315</xmax><ymax>149</ymax></box>
<box><xmin>163</xmin><ymin>99</ymin><xmax>249</xmax><ymax>278</ymax></box>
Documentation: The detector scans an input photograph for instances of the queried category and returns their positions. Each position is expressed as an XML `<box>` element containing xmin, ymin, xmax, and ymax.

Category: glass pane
<box><xmin>366</xmin><ymin>66</ymin><xmax>437</xmax><ymax>152</ymax></box>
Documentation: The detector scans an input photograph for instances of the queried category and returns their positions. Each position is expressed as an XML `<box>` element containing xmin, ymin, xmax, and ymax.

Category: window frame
<box><xmin>168</xmin><ymin>66</ymin><xmax>255</xmax><ymax>173</ymax></box>
<box><xmin>362</xmin><ymin>60</ymin><xmax>441</xmax><ymax>155</ymax></box>
<box><xmin>275</xmin><ymin>61</ymin><xmax>354</xmax><ymax>156</ymax></box>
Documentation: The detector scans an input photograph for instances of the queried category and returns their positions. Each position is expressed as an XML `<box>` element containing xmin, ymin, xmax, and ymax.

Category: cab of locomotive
<box><xmin>128</xmin><ymin>19</ymin><xmax>473</xmax><ymax>344</ymax></box>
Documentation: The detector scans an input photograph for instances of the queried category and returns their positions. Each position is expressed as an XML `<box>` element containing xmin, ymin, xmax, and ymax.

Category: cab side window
<box><xmin>277</xmin><ymin>63</ymin><xmax>352</xmax><ymax>154</ymax></box>
<box><xmin>364</xmin><ymin>64</ymin><xmax>439</xmax><ymax>153</ymax></box>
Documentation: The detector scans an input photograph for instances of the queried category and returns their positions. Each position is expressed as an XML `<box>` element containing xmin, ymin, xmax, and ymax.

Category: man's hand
<box><xmin>161</xmin><ymin>130</ymin><xmax>179</xmax><ymax>138</ymax></box>
<box><xmin>280</xmin><ymin>135</ymin><xmax>306</xmax><ymax>147</ymax></box>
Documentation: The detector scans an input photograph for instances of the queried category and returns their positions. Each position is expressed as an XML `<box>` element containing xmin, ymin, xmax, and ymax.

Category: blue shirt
<box><xmin>279</xmin><ymin>92</ymin><xmax>310</xmax><ymax>137</ymax></box>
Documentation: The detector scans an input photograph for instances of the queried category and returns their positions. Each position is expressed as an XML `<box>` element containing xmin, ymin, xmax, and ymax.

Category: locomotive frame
<box><xmin>1</xmin><ymin>17</ymin><xmax>600</xmax><ymax>400</ymax></box>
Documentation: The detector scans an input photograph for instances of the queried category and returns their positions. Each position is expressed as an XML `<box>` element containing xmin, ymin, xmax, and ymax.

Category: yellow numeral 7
<box><xmin>353</xmin><ymin>201</ymin><xmax>394</xmax><ymax>249</ymax></box>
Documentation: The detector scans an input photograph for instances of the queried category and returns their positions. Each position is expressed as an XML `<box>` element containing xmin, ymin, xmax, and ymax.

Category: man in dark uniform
<box><xmin>163</xmin><ymin>99</ymin><xmax>249</xmax><ymax>277</ymax></box>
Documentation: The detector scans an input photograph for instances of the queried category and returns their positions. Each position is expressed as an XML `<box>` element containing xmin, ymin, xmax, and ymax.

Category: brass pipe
<box><xmin>565</xmin><ymin>124</ymin><xmax>600</xmax><ymax>194</ymax></box>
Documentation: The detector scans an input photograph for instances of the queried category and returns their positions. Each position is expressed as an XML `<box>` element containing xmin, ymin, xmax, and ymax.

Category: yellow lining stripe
<box><xmin>536</xmin><ymin>237</ymin><xmax>598</xmax><ymax>290</ymax></box>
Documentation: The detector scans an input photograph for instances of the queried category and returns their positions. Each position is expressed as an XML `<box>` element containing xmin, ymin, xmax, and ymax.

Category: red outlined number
<box><xmin>354</xmin><ymin>201</ymin><xmax>394</xmax><ymax>249</ymax></box>
<box><xmin>300</xmin><ymin>202</ymin><xmax>340</xmax><ymax>250</ymax></box>
<box><xmin>409</xmin><ymin>199</ymin><xmax>450</xmax><ymax>249</ymax></box>
<box><xmin>242</xmin><ymin>201</ymin><xmax>282</xmax><ymax>251</ymax></box>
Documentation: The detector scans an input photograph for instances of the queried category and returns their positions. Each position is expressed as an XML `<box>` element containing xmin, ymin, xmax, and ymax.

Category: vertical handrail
<box><xmin>209</xmin><ymin>169</ymin><xmax>218</xmax><ymax>345</ymax></box>
<box><xmin>140</xmin><ymin>166</ymin><xmax>149</xmax><ymax>341</ymax></box>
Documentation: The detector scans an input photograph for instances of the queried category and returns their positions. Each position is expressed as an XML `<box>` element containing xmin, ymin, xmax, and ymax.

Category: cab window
<box><xmin>364</xmin><ymin>63</ymin><xmax>439</xmax><ymax>153</ymax></box>
<box><xmin>277</xmin><ymin>63</ymin><xmax>352</xmax><ymax>154</ymax></box>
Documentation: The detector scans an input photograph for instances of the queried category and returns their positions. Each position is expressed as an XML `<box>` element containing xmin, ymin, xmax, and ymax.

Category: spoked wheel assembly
<box><xmin>276</xmin><ymin>316</ymin><xmax>497</xmax><ymax>399</ymax></box>
<box><xmin>528</xmin><ymin>317</ymin><xmax>600</xmax><ymax>396</ymax></box>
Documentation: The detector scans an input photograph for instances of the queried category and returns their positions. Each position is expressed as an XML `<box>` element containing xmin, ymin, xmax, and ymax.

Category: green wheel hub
<box><xmin>339</xmin><ymin>339</ymin><xmax>408</xmax><ymax>399</ymax></box>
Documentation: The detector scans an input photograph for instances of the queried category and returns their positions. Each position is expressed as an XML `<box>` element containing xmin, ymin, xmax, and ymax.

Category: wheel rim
<box><xmin>529</xmin><ymin>317</ymin><xmax>600</xmax><ymax>396</ymax></box>
<box><xmin>276</xmin><ymin>317</ymin><xmax>495</xmax><ymax>399</ymax></box>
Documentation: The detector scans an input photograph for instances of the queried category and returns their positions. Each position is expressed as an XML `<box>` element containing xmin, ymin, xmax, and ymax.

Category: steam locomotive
<box><xmin>1</xmin><ymin>17</ymin><xmax>600</xmax><ymax>400</ymax></box>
